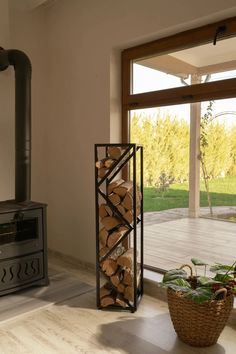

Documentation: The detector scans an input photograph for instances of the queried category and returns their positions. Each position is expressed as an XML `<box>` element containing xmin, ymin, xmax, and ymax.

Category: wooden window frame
<box><xmin>122</xmin><ymin>16</ymin><xmax>236</xmax><ymax>143</ymax></box>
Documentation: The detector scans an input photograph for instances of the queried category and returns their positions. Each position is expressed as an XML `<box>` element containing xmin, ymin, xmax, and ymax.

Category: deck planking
<box><xmin>144</xmin><ymin>217</ymin><xmax>236</xmax><ymax>271</ymax></box>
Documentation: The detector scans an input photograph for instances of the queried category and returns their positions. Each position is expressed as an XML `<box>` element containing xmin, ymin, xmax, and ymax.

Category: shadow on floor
<box><xmin>95</xmin><ymin>313</ymin><xmax>226</xmax><ymax>354</ymax></box>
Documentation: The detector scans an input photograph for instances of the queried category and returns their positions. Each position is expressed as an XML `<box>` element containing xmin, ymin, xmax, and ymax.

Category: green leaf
<box><xmin>214</xmin><ymin>273</ymin><xmax>234</xmax><ymax>283</ymax></box>
<box><xmin>162</xmin><ymin>269</ymin><xmax>187</xmax><ymax>283</ymax></box>
<box><xmin>165</xmin><ymin>284</ymin><xmax>190</xmax><ymax>293</ymax></box>
<box><xmin>160</xmin><ymin>278</ymin><xmax>191</xmax><ymax>294</ymax></box>
<box><xmin>166</xmin><ymin>278</ymin><xmax>191</xmax><ymax>288</ymax></box>
<box><xmin>162</xmin><ymin>278</ymin><xmax>191</xmax><ymax>292</ymax></box>
<box><xmin>210</xmin><ymin>264</ymin><xmax>234</xmax><ymax>275</ymax></box>
<box><xmin>184</xmin><ymin>287</ymin><xmax>213</xmax><ymax>304</ymax></box>
<box><xmin>197</xmin><ymin>276</ymin><xmax>222</xmax><ymax>286</ymax></box>
<box><xmin>191</xmin><ymin>258</ymin><xmax>208</xmax><ymax>266</ymax></box>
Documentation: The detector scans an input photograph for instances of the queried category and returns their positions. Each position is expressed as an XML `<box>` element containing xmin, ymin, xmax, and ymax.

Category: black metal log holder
<box><xmin>95</xmin><ymin>143</ymin><xmax>143</xmax><ymax>312</ymax></box>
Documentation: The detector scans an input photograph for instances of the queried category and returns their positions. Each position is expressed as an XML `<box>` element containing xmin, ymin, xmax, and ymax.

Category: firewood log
<box><xmin>99</xmin><ymin>227</ymin><xmax>109</xmax><ymax>246</ymax></box>
<box><xmin>115</xmin><ymin>294</ymin><xmax>127</xmax><ymax>308</ymax></box>
<box><xmin>124</xmin><ymin>209</ymin><xmax>141</xmax><ymax>223</ymax></box>
<box><xmin>100</xmin><ymin>295</ymin><xmax>115</xmax><ymax>307</ymax></box>
<box><xmin>107</xmin><ymin>231</ymin><xmax>121</xmax><ymax>249</ymax></box>
<box><xmin>107</xmin><ymin>146</ymin><xmax>122</xmax><ymax>160</ymax></box>
<box><xmin>123</xmin><ymin>269</ymin><xmax>133</xmax><ymax>286</ymax></box>
<box><xmin>100</xmin><ymin>285</ymin><xmax>112</xmax><ymax>298</ymax></box>
<box><xmin>109</xmin><ymin>193</ymin><xmax>121</xmax><ymax>206</ymax></box>
<box><xmin>105</xmin><ymin>205</ymin><xmax>113</xmax><ymax>216</ymax></box>
<box><xmin>117</xmin><ymin>204</ymin><xmax>126</xmax><ymax>215</ymax></box>
<box><xmin>119</xmin><ymin>225</ymin><xmax>129</xmax><ymax>232</ymax></box>
<box><xmin>118</xmin><ymin>225</ymin><xmax>129</xmax><ymax>251</ymax></box>
<box><xmin>117</xmin><ymin>283</ymin><xmax>125</xmax><ymax>294</ymax></box>
<box><xmin>101</xmin><ymin>216</ymin><xmax>121</xmax><ymax>231</ymax></box>
<box><xmin>122</xmin><ymin>192</ymin><xmax>133</xmax><ymax>210</ymax></box>
<box><xmin>114</xmin><ymin>181</ymin><xmax>133</xmax><ymax>197</ymax></box>
<box><xmin>96</xmin><ymin>157</ymin><xmax>115</xmax><ymax>169</ymax></box>
<box><xmin>136</xmin><ymin>207</ymin><xmax>141</xmax><ymax>217</ymax></box>
<box><xmin>107</xmin><ymin>227</ymin><xmax>128</xmax><ymax>249</ymax></box>
<box><xmin>107</xmin><ymin>179</ymin><xmax>125</xmax><ymax>195</ymax></box>
<box><xmin>99</xmin><ymin>247</ymin><xmax>109</xmax><ymax>258</ymax></box>
<box><xmin>110</xmin><ymin>269</ymin><xmax>123</xmax><ymax>287</ymax></box>
<box><xmin>99</xmin><ymin>204</ymin><xmax>108</xmax><ymax>218</ymax></box>
<box><xmin>104</xmin><ymin>158</ymin><xmax>115</xmax><ymax>169</ymax></box>
<box><xmin>117</xmin><ymin>249</ymin><xmax>133</xmax><ymax>269</ymax></box>
<box><xmin>98</xmin><ymin>168</ymin><xmax>108</xmax><ymax>178</ymax></box>
<box><xmin>124</xmin><ymin>286</ymin><xmax>134</xmax><ymax>302</ymax></box>
<box><xmin>101</xmin><ymin>259</ymin><xmax>118</xmax><ymax>276</ymax></box>
<box><xmin>95</xmin><ymin>160</ymin><xmax>104</xmax><ymax>169</ymax></box>
<box><xmin>124</xmin><ymin>210</ymin><xmax>133</xmax><ymax>223</ymax></box>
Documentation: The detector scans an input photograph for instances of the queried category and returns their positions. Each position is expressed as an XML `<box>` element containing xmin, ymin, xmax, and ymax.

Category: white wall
<box><xmin>44</xmin><ymin>0</ymin><xmax>236</xmax><ymax>265</ymax></box>
<box><xmin>1</xmin><ymin>0</ymin><xmax>236</xmax><ymax>265</ymax></box>
<box><xmin>0</xmin><ymin>0</ymin><xmax>48</xmax><ymax>202</ymax></box>
<box><xmin>0</xmin><ymin>0</ymin><xmax>14</xmax><ymax>200</ymax></box>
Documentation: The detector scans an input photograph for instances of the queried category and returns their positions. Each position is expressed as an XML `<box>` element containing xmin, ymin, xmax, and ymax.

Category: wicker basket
<box><xmin>167</xmin><ymin>288</ymin><xmax>234</xmax><ymax>347</ymax></box>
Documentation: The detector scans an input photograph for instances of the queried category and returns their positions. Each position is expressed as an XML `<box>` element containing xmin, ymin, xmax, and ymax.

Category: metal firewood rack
<box><xmin>95</xmin><ymin>143</ymin><xmax>143</xmax><ymax>312</ymax></box>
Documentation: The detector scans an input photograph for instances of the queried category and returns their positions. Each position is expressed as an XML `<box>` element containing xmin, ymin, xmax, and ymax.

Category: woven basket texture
<box><xmin>167</xmin><ymin>288</ymin><xmax>234</xmax><ymax>347</ymax></box>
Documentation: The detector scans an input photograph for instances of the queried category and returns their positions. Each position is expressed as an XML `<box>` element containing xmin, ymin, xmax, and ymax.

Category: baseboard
<box><xmin>48</xmin><ymin>248</ymin><xmax>95</xmax><ymax>272</ymax></box>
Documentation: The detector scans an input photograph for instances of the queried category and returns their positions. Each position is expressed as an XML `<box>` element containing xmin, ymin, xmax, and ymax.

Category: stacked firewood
<box><xmin>100</xmin><ymin>249</ymin><xmax>137</xmax><ymax>307</ymax></box>
<box><xmin>96</xmin><ymin>146</ymin><xmax>142</xmax><ymax>307</ymax></box>
<box><xmin>95</xmin><ymin>146</ymin><xmax>123</xmax><ymax>178</ymax></box>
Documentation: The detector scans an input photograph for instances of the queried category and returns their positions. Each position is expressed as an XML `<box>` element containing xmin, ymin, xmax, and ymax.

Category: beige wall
<box><xmin>0</xmin><ymin>0</ymin><xmax>48</xmax><ymax>202</ymax></box>
<box><xmin>1</xmin><ymin>0</ymin><xmax>236</xmax><ymax>264</ymax></box>
<box><xmin>0</xmin><ymin>0</ymin><xmax>14</xmax><ymax>200</ymax></box>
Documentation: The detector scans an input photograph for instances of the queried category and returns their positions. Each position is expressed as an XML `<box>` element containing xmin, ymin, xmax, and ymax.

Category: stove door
<box><xmin>0</xmin><ymin>208</ymin><xmax>43</xmax><ymax>259</ymax></box>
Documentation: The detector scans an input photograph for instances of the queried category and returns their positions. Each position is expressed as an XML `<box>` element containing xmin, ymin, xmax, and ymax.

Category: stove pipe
<box><xmin>0</xmin><ymin>49</ymin><xmax>31</xmax><ymax>202</ymax></box>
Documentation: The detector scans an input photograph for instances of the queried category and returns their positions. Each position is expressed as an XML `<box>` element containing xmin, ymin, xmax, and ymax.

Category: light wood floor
<box><xmin>0</xmin><ymin>255</ymin><xmax>235</xmax><ymax>354</ymax></box>
<box><xmin>144</xmin><ymin>217</ymin><xmax>236</xmax><ymax>271</ymax></box>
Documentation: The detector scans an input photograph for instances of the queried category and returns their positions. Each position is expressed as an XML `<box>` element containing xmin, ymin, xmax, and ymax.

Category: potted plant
<box><xmin>160</xmin><ymin>258</ymin><xmax>236</xmax><ymax>347</ymax></box>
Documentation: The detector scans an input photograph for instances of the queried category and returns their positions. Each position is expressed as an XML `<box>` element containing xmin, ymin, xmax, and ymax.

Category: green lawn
<box><xmin>144</xmin><ymin>176</ymin><xmax>236</xmax><ymax>212</ymax></box>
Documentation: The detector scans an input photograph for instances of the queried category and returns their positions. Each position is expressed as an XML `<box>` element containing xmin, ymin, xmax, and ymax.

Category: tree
<box><xmin>131</xmin><ymin>111</ymin><xmax>189</xmax><ymax>186</ymax></box>
<box><xmin>199</xmin><ymin>101</ymin><xmax>214</xmax><ymax>216</ymax></box>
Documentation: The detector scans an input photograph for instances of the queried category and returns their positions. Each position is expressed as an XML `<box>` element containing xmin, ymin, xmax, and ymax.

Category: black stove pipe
<box><xmin>0</xmin><ymin>49</ymin><xmax>31</xmax><ymax>202</ymax></box>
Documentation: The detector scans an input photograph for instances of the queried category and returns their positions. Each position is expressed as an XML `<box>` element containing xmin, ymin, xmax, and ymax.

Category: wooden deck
<box><xmin>144</xmin><ymin>213</ymin><xmax>236</xmax><ymax>272</ymax></box>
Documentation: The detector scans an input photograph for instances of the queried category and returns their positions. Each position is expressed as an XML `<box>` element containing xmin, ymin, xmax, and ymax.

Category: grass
<box><xmin>144</xmin><ymin>176</ymin><xmax>236</xmax><ymax>212</ymax></box>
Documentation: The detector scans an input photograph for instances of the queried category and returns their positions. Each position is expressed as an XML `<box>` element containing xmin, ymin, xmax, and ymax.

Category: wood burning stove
<box><xmin>0</xmin><ymin>48</ymin><xmax>48</xmax><ymax>295</ymax></box>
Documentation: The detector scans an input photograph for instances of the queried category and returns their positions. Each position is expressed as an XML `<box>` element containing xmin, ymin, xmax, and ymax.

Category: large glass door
<box><xmin>122</xmin><ymin>17</ymin><xmax>236</xmax><ymax>272</ymax></box>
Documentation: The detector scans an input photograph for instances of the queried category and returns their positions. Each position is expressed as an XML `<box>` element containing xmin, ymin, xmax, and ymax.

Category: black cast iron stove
<box><xmin>0</xmin><ymin>48</ymin><xmax>48</xmax><ymax>295</ymax></box>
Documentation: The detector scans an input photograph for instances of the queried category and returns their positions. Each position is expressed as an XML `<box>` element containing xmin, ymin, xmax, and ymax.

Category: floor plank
<box><xmin>0</xmin><ymin>257</ymin><xmax>235</xmax><ymax>354</ymax></box>
<box><xmin>0</xmin><ymin>264</ymin><xmax>93</xmax><ymax>322</ymax></box>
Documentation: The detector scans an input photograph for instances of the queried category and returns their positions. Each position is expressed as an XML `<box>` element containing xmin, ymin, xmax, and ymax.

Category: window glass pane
<box><xmin>130</xmin><ymin>105</ymin><xmax>190</xmax><ymax>271</ymax></box>
<box><xmin>199</xmin><ymin>98</ymin><xmax>236</xmax><ymax>221</ymax></box>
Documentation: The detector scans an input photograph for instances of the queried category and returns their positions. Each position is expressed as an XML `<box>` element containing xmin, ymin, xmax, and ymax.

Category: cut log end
<box><xmin>108</xmin><ymin>146</ymin><xmax>122</xmax><ymax>160</ymax></box>
<box><xmin>100</xmin><ymin>295</ymin><xmax>115</xmax><ymax>307</ymax></box>
<box><xmin>101</xmin><ymin>259</ymin><xmax>118</xmax><ymax>276</ymax></box>
<box><xmin>117</xmin><ymin>248</ymin><xmax>134</xmax><ymax>270</ymax></box>
<box><xmin>124</xmin><ymin>286</ymin><xmax>134</xmax><ymax>302</ymax></box>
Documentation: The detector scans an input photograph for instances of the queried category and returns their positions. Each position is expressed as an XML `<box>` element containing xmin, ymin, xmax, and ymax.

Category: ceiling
<box><xmin>136</xmin><ymin>36</ymin><xmax>236</xmax><ymax>78</ymax></box>
<box><xmin>172</xmin><ymin>36</ymin><xmax>236</xmax><ymax>67</ymax></box>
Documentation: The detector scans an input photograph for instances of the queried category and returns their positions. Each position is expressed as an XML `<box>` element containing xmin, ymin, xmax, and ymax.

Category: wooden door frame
<box><xmin>122</xmin><ymin>16</ymin><xmax>236</xmax><ymax>143</ymax></box>
<box><xmin>122</xmin><ymin>16</ymin><xmax>236</xmax><ymax>219</ymax></box>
